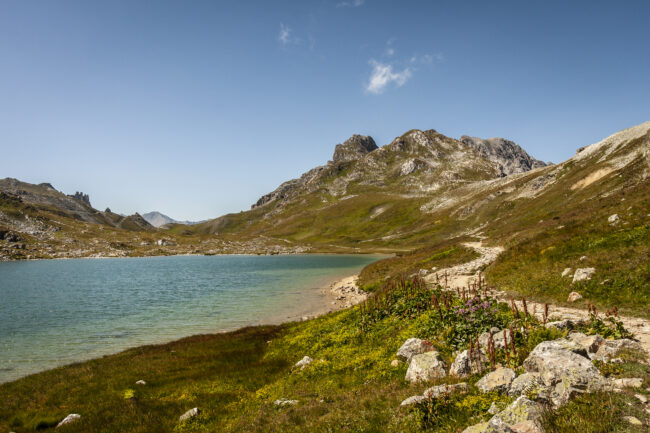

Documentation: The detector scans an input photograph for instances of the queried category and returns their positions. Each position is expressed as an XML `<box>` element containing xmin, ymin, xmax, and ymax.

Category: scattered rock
<box><xmin>635</xmin><ymin>393</ymin><xmax>648</xmax><ymax>404</ymax></box>
<box><xmin>572</xmin><ymin>268</ymin><xmax>596</xmax><ymax>283</ymax></box>
<box><xmin>405</xmin><ymin>351</ymin><xmax>447</xmax><ymax>383</ymax></box>
<box><xmin>462</xmin><ymin>397</ymin><xmax>544</xmax><ymax>433</ymax></box>
<box><xmin>479</xmin><ymin>327</ymin><xmax>508</xmax><ymax>350</ymax></box>
<box><xmin>179</xmin><ymin>408</ymin><xmax>199</xmax><ymax>422</ymax></box>
<box><xmin>508</xmin><ymin>373</ymin><xmax>540</xmax><ymax>397</ymax></box>
<box><xmin>390</xmin><ymin>359</ymin><xmax>402</xmax><ymax>367</ymax></box>
<box><xmin>567</xmin><ymin>332</ymin><xmax>604</xmax><ymax>354</ymax></box>
<box><xmin>566</xmin><ymin>291</ymin><xmax>583</xmax><ymax>302</ymax></box>
<box><xmin>135</xmin><ymin>380</ymin><xmax>146</xmax><ymax>385</ymax></box>
<box><xmin>450</xmin><ymin>349</ymin><xmax>487</xmax><ymax>377</ymax></box>
<box><xmin>544</xmin><ymin>319</ymin><xmax>577</xmax><ymax>331</ymax></box>
<box><xmin>423</xmin><ymin>382</ymin><xmax>469</xmax><ymax>398</ymax></box>
<box><xmin>594</xmin><ymin>339</ymin><xmax>644</xmax><ymax>361</ymax></box>
<box><xmin>294</xmin><ymin>356</ymin><xmax>313</xmax><ymax>369</ymax></box>
<box><xmin>561</xmin><ymin>268</ymin><xmax>572</xmax><ymax>277</ymax></box>
<box><xmin>274</xmin><ymin>398</ymin><xmax>298</xmax><ymax>406</ymax></box>
<box><xmin>608</xmin><ymin>214</ymin><xmax>620</xmax><ymax>224</ymax></box>
<box><xmin>488</xmin><ymin>402</ymin><xmax>501</xmax><ymax>415</ymax></box>
<box><xmin>397</xmin><ymin>338</ymin><xmax>434</xmax><ymax>363</ymax></box>
<box><xmin>476</xmin><ymin>367</ymin><xmax>516</xmax><ymax>394</ymax></box>
<box><xmin>623</xmin><ymin>416</ymin><xmax>642</xmax><ymax>425</ymax></box>
<box><xmin>511</xmin><ymin>420</ymin><xmax>544</xmax><ymax>433</ymax></box>
<box><xmin>611</xmin><ymin>377</ymin><xmax>643</xmax><ymax>388</ymax></box>
<box><xmin>56</xmin><ymin>414</ymin><xmax>81</xmax><ymax>428</ymax></box>
<box><xmin>579</xmin><ymin>255</ymin><xmax>588</xmax><ymax>261</ymax></box>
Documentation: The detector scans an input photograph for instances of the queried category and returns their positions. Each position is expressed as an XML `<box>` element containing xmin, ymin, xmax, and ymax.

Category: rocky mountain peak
<box><xmin>332</xmin><ymin>135</ymin><xmax>378</xmax><ymax>163</ymax></box>
<box><xmin>460</xmin><ymin>136</ymin><xmax>548</xmax><ymax>177</ymax></box>
<box><xmin>69</xmin><ymin>191</ymin><xmax>91</xmax><ymax>206</ymax></box>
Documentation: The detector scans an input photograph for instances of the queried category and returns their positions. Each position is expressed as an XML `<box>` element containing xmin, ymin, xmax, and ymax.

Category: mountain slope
<box><xmin>142</xmin><ymin>211</ymin><xmax>203</xmax><ymax>228</ymax></box>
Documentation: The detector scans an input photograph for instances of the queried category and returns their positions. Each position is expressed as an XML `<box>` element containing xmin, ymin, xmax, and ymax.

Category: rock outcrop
<box><xmin>405</xmin><ymin>351</ymin><xmax>447</xmax><ymax>383</ymax></box>
<box><xmin>460</xmin><ymin>136</ymin><xmax>548</xmax><ymax>176</ymax></box>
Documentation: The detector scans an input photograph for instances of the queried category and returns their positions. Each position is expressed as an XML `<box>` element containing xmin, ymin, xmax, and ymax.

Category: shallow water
<box><xmin>0</xmin><ymin>254</ymin><xmax>381</xmax><ymax>383</ymax></box>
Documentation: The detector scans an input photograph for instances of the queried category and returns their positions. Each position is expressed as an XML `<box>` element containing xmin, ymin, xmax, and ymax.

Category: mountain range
<box><xmin>141</xmin><ymin>211</ymin><xmax>203</xmax><ymax>228</ymax></box>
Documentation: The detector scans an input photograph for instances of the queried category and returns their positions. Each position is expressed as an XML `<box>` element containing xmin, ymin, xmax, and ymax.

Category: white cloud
<box><xmin>337</xmin><ymin>0</ymin><xmax>365</xmax><ymax>7</ymax></box>
<box><xmin>278</xmin><ymin>23</ymin><xmax>292</xmax><ymax>45</ymax></box>
<box><xmin>365</xmin><ymin>60</ymin><xmax>412</xmax><ymax>94</ymax></box>
<box><xmin>411</xmin><ymin>53</ymin><xmax>444</xmax><ymax>64</ymax></box>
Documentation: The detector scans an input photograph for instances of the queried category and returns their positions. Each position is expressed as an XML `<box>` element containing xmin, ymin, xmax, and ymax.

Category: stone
<box><xmin>561</xmin><ymin>268</ymin><xmax>572</xmax><ymax>277</ymax></box>
<box><xmin>594</xmin><ymin>339</ymin><xmax>644</xmax><ymax>361</ymax></box>
<box><xmin>523</xmin><ymin>339</ymin><xmax>608</xmax><ymax>408</ymax></box>
<box><xmin>397</xmin><ymin>338</ymin><xmax>434</xmax><ymax>362</ymax></box>
<box><xmin>56</xmin><ymin>414</ymin><xmax>81</xmax><ymax>428</ymax></box>
<box><xmin>294</xmin><ymin>356</ymin><xmax>313</xmax><ymax>369</ymax></box>
<box><xmin>488</xmin><ymin>402</ymin><xmax>501</xmax><ymax>415</ymax></box>
<box><xmin>274</xmin><ymin>398</ymin><xmax>298</xmax><ymax>406</ymax></box>
<box><xmin>623</xmin><ymin>416</ymin><xmax>642</xmax><ymax>425</ymax></box>
<box><xmin>608</xmin><ymin>214</ymin><xmax>620</xmax><ymax>224</ymax></box>
<box><xmin>635</xmin><ymin>393</ymin><xmax>648</xmax><ymax>404</ymax></box>
<box><xmin>405</xmin><ymin>351</ymin><xmax>447</xmax><ymax>383</ymax></box>
<box><xmin>423</xmin><ymin>382</ymin><xmax>469</xmax><ymax>398</ymax></box>
<box><xmin>135</xmin><ymin>380</ymin><xmax>146</xmax><ymax>385</ymax></box>
<box><xmin>491</xmin><ymin>396</ymin><xmax>543</xmax><ymax>427</ymax></box>
<box><xmin>508</xmin><ymin>373</ymin><xmax>540</xmax><ymax>397</ymax></box>
<box><xmin>477</xmin><ymin>367</ymin><xmax>516</xmax><ymax>393</ymax></box>
<box><xmin>399</xmin><ymin>395</ymin><xmax>427</xmax><ymax>407</ymax></box>
<box><xmin>611</xmin><ymin>377</ymin><xmax>643</xmax><ymax>388</ymax></box>
<box><xmin>179</xmin><ymin>408</ymin><xmax>199</xmax><ymax>422</ymax></box>
<box><xmin>572</xmin><ymin>268</ymin><xmax>596</xmax><ymax>283</ymax></box>
<box><xmin>567</xmin><ymin>291</ymin><xmax>582</xmax><ymax>302</ymax></box>
<box><xmin>567</xmin><ymin>332</ymin><xmax>604</xmax><ymax>353</ymax></box>
<box><xmin>450</xmin><ymin>349</ymin><xmax>487</xmax><ymax>377</ymax></box>
<box><xmin>479</xmin><ymin>328</ymin><xmax>508</xmax><ymax>350</ymax></box>
<box><xmin>579</xmin><ymin>255</ymin><xmax>588</xmax><ymax>261</ymax></box>
<box><xmin>544</xmin><ymin>320</ymin><xmax>576</xmax><ymax>331</ymax></box>
<box><xmin>390</xmin><ymin>359</ymin><xmax>401</xmax><ymax>367</ymax></box>
<box><xmin>511</xmin><ymin>421</ymin><xmax>544</xmax><ymax>433</ymax></box>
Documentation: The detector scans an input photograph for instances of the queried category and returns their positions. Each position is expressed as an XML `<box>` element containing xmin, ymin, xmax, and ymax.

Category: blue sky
<box><xmin>1</xmin><ymin>0</ymin><xmax>649</xmax><ymax>220</ymax></box>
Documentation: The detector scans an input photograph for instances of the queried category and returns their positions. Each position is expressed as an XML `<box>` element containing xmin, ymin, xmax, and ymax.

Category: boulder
<box><xmin>491</xmin><ymin>396</ymin><xmax>543</xmax><ymax>427</ymax></box>
<box><xmin>179</xmin><ymin>408</ymin><xmax>199</xmax><ymax>422</ymax></box>
<box><xmin>423</xmin><ymin>382</ymin><xmax>469</xmax><ymax>398</ymax></box>
<box><xmin>567</xmin><ymin>332</ymin><xmax>604</xmax><ymax>354</ymax></box>
<box><xmin>479</xmin><ymin>328</ymin><xmax>508</xmax><ymax>350</ymax></box>
<box><xmin>477</xmin><ymin>367</ymin><xmax>516</xmax><ymax>394</ymax></box>
<box><xmin>397</xmin><ymin>338</ymin><xmax>434</xmax><ymax>362</ymax></box>
<box><xmin>611</xmin><ymin>377</ymin><xmax>643</xmax><ymax>388</ymax></box>
<box><xmin>405</xmin><ymin>351</ymin><xmax>447</xmax><ymax>383</ymax></box>
<box><xmin>450</xmin><ymin>349</ymin><xmax>487</xmax><ymax>377</ymax></box>
<box><xmin>523</xmin><ymin>339</ymin><xmax>609</xmax><ymax>407</ymax></box>
<box><xmin>511</xmin><ymin>421</ymin><xmax>544</xmax><ymax>433</ymax></box>
<box><xmin>56</xmin><ymin>414</ymin><xmax>81</xmax><ymax>428</ymax></box>
<box><xmin>561</xmin><ymin>268</ymin><xmax>572</xmax><ymax>277</ymax></box>
<box><xmin>572</xmin><ymin>268</ymin><xmax>595</xmax><ymax>283</ymax></box>
<box><xmin>567</xmin><ymin>291</ymin><xmax>582</xmax><ymax>302</ymax></box>
<box><xmin>488</xmin><ymin>402</ymin><xmax>501</xmax><ymax>415</ymax></box>
<box><xmin>594</xmin><ymin>338</ymin><xmax>643</xmax><ymax>361</ymax></box>
<box><xmin>508</xmin><ymin>373</ymin><xmax>540</xmax><ymax>397</ymax></box>
<box><xmin>294</xmin><ymin>356</ymin><xmax>313</xmax><ymax>369</ymax></box>
<box><xmin>544</xmin><ymin>320</ymin><xmax>576</xmax><ymax>331</ymax></box>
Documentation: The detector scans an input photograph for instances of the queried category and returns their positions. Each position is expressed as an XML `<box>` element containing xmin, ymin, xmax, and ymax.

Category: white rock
<box><xmin>399</xmin><ymin>395</ymin><xmax>427</xmax><ymax>407</ymax></box>
<box><xmin>567</xmin><ymin>291</ymin><xmax>583</xmax><ymax>302</ymax></box>
<box><xmin>179</xmin><ymin>408</ymin><xmax>199</xmax><ymax>422</ymax></box>
<box><xmin>635</xmin><ymin>393</ymin><xmax>648</xmax><ymax>404</ymax></box>
<box><xmin>56</xmin><ymin>414</ymin><xmax>81</xmax><ymax>428</ymax></box>
<box><xmin>405</xmin><ymin>351</ymin><xmax>447</xmax><ymax>383</ymax></box>
<box><xmin>294</xmin><ymin>356</ymin><xmax>313</xmax><ymax>369</ymax></box>
<box><xmin>423</xmin><ymin>382</ymin><xmax>469</xmax><ymax>398</ymax></box>
<box><xmin>561</xmin><ymin>268</ymin><xmax>572</xmax><ymax>277</ymax></box>
<box><xmin>508</xmin><ymin>373</ymin><xmax>540</xmax><ymax>397</ymax></box>
<box><xmin>567</xmin><ymin>332</ymin><xmax>604</xmax><ymax>353</ymax></box>
<box><xmin>579</xmin><ymin>255</ymin><xmax>588</xmax><ymax>261</ymax></box>
<box><xmin>623</xmin><ymin>416</ymin><xmax>642</xmax><ymax>425</ymax></box>
<box><xmin>135</xmin><ymin>380</ymin><xmax>146</xmax><ymax>385</ymax></box>
<box><xmin>476</xmin><ymin>367</ymin><xmax>516</xmax><ymax>394</ymax></box>
<box><xmin>396</xmin><ymin>338</ymin><xmax>434</xmax><ymax>363</ymax></box>
<box><xmin>611</xmin><ymin>377</ymin><xmax>643</xmax><ymax>388</ymax></box>
<box><xmin>450</xmin><ymin>349</ymin><xmax>487</xmax><ymax>377</ymax></box>
<box><xmin>390</xmin><ymin>359</ymin><xmax>401</xmax><ymax>367</ymax></box>
<box><xmin>572</xmin><ymin>268</ymin><xmax>596</xmax><ymax>283</ymax></box>
<box><xmin>274</xmin><ymin>398</ymin><xmax>298</xmax><ymax>406</ymax></box>
<box><xmin>608</xmin><ymin>214</ymin><xmax>620</xmax><ymax>224</ymax></box>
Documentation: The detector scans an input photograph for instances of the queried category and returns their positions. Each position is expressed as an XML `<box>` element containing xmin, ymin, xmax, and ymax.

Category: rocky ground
<box><xmin>424</xmin><ymin>241</ymin><xmax>650</xmax><ymax>358</ymax></box>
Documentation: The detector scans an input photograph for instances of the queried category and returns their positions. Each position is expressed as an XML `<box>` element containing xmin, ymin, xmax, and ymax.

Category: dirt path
<box><xmin>424</xmin><ymin>242</ymin><xmax>650</xmax><ymax>356</ymax></box>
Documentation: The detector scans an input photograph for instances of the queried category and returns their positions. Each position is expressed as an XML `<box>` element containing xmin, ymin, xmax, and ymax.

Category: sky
<box><xmin>1</xmin><ymin>0</ymin><xmax>649</xmax><ymax>221</ymax></box>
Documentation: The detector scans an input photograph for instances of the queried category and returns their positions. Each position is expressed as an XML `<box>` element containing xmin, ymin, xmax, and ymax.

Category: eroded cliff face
<box><xmin>460</xmin><ymin>136</ymin><xmax>549</xmax><ymax>176</ymax></box>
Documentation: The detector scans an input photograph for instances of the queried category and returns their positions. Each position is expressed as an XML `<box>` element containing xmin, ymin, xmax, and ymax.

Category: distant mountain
<box><xmin>142</xmin><ymin>211</ymin><xmax>203</xmax><ymax>228</ymax></box>
<box><xmin>0</xmin><ymin>178</ymin><xmax>154</xmax><ymax>232</ymax></box>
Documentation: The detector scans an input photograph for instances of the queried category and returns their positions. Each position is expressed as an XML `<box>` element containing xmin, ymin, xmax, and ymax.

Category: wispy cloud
<box><xmin>365</xmin><ymin>60</ymin><xmax>412</xmax><ymax>94</ymax></box>
<box><xmin>411</xmin><ymin>53</ymin><xmax>444</xmax><ymax>64</ymax></box>
<box><xmin>278</xmin><ymin>23</ymin><xmax>295</xmax><ymax>45</ymax></box>
<box><xmin>337</xmin><ymin>0</ymin><xmax>365</xmax><ymax>8</ymax></box>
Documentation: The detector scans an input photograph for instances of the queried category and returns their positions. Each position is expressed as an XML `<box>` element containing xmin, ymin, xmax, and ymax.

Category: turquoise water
<box><xmin>0</xmin><ymin>254</ymin><xmax>380</xmax><ymax>383</ymax></box>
